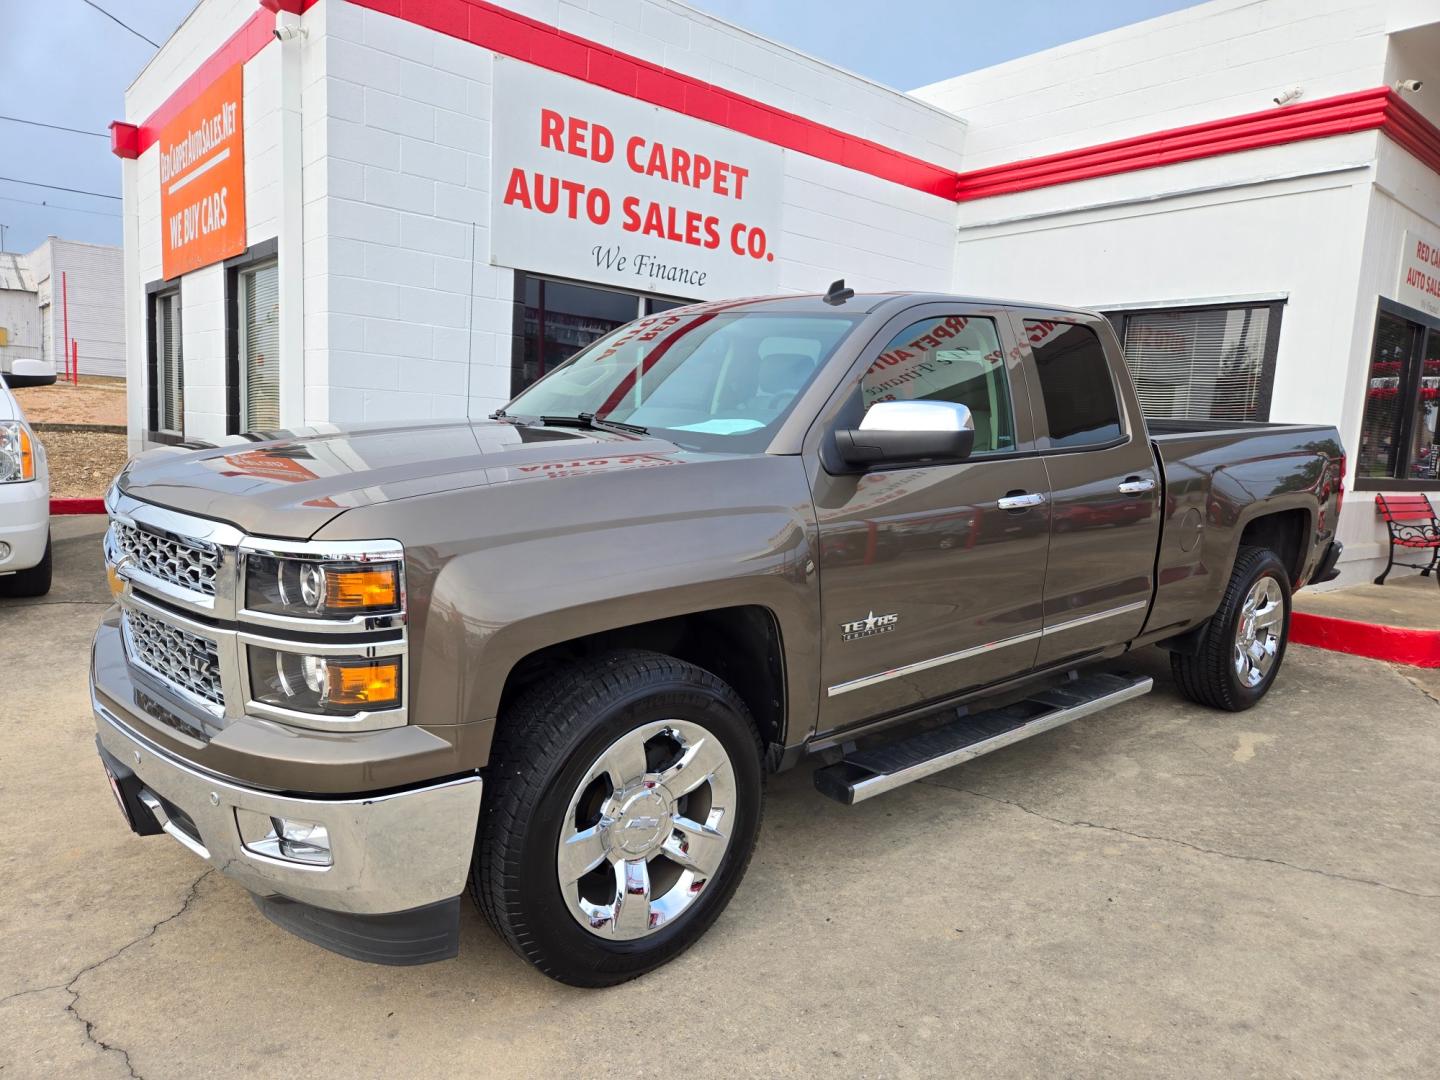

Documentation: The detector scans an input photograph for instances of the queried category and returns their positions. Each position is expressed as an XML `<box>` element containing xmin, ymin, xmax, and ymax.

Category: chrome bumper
<box><xmin>93</xmin><ymin>700</ymin><xmax>482</xmax><ymax>915</ymax></box>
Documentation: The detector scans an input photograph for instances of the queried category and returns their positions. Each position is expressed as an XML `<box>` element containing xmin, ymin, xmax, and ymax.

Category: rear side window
<box><xmin>862</xmin><ymin>315</ymin><xmax>1015</xmax><ymax>456</ymax></box>
<box><xmin>1024</xmin><ymin>320</ymin><xmax>1124</xmax><ymax>448</ymax></box>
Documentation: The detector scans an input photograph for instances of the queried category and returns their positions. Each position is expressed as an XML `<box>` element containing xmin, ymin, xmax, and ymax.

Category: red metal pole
<box><xmin>71</xmin><ymin>339</ymin><xmax>79</xmax><ymax>385</ymax></box>
<box><xmin>61</xmin><ymin>271</ymin><xmax>70</xmax><ymax>383</ymax></box>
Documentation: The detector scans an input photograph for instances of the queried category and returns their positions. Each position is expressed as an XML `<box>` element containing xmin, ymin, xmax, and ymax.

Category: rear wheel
<box><xmin>1171</xmin><ymin>545</ymin><xmax>1291</xmax><ymax>711</ymax></box>
<box><xmin>0</xmin><ymin>532</ymin><xmax>52</xmax><ymax>598</ymax></box>
<box><xmin>472</xmin><ymin>650</ymin><xmax>764</xmax><ymax>986</ymax></box>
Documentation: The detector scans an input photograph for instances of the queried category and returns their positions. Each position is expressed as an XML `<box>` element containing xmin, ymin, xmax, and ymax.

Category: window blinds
<box><xmin>242</xmin><ymin>262</ymin><xmax>280</xmax><ymax>431</ymax></box>
<box><xmin>157</xmin><ymin>293</ymin><xmax>183</xmax><ymax>434</ymax></box>
<box><xmin>1120</xmin><ymin>306</ymin><xmax>1271</xmax><ymax>421</ymax></box>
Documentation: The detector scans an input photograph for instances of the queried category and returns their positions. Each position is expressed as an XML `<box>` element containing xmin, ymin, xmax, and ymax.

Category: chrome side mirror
<box><xmin>835</xmin><ymin>400</ymin><xmax>975</xmax><ymax>468</ymax></box>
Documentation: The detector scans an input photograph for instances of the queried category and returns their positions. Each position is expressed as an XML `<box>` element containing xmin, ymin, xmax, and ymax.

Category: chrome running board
<box><xmin>813</xmin><ymin>672</ymin><xmax>1153</xmax><ymax>805</ymax></box>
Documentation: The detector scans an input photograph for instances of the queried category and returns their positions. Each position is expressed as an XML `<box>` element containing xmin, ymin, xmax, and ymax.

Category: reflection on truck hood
<box><xmin>116</xmin><ymin>419</ymin><xmax>690</xmax><ymax>539</ymax></box>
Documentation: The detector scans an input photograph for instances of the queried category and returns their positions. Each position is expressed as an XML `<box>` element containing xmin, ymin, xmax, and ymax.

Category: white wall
<box><xmin>309</xmin><ymin>0</ymin><xmax>965</xmax><ymax>424</ymax></box>
<box><xmin>118</xmin><ymin>0</ymin><xmax>964</xmax><ymax>433</ymax></box>
<box><xmin>912</xmin><ymin>0</ymin><xmax>1391</xmax><ymax>169</ymax></box>
<box><xmin>32</xmin><ymin>240</ymin><xmax>125</xmax><ymax>378</ymax></box>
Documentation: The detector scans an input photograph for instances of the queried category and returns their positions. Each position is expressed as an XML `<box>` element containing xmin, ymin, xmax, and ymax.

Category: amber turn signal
<box><xmin>325</xmin><ymin>659</ymin><xmax>401</xmax><ymax>708</ymax></box>
<box><xmin>324</xmin><ymin>566</ymin><xmax>399</xmax><ymax>611</ymax></box>
<box><xmin>18</xmin><ymin>426</ymin><xmax>34</xmax><ymax>481</ymax></box>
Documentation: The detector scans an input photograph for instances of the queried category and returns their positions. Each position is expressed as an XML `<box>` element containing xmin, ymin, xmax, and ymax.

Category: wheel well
<box><xmin>496</xmin><ymin>606</ymin><xmax>787</xmax><ymax>751</ymax></box>
<box><xmin>1238</xmin><ymin>509</ymin><xmax>1310</xmax><ymax>585</ymax></box>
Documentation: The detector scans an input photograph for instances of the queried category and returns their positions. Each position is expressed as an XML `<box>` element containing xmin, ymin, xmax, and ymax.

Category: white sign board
<box><xmin>1398</xmin><ymin>228</ymin><xmax>1440</xmax><ymax>318</ymax></box>
<box><xmin>491</xmin><ymin>58</ymin><xmax>783</xmax><ymax>298</ymax></box>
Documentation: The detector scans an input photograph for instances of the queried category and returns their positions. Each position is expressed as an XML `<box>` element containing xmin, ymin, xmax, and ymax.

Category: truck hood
<box><xmin>116</xmin><ymin>419</ymin><xmax>687</xmax><ymax>539</ymax></box>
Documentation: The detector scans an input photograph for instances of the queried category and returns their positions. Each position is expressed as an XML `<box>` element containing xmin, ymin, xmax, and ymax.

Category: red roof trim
<box><xmin>109</xmin><ymin>120</ymin><xmax>140</xmax><ymax>159</ymax></box>
<box><xmin>343</xmin><ymin>0</ymin><xmax>959</xmax><ymax>197</ymax></box>
<box><xmin>117</xmin><ymin>0</ymin><xmax>1440</xmax><ymax>206</ymax></box>
<box><xmin>953</xmin><ymin>88</ymin><xmax>1399</xmax><ymax>200</ymax></box>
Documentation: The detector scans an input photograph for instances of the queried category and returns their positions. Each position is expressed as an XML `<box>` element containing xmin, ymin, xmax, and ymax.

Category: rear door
<box><xmin>1013</xmin><ymin>314</ymin><xmax>1161</xmax><ymax>667</ymax></box>
<box><xmin>810</xmin><ymin>304</ymin><xmax>1051</xmax><ymax>734</ymax></box>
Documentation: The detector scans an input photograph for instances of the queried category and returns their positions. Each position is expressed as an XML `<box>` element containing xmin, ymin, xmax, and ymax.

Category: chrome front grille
<box><xmin>113</xmin><ymin>520</ymin><xmax>221</xmax><ymax>597</ymax></box>
<box><xmin>122</xmin><ymin>607</ymin><xmax>225</xmax><ymax>708</ymax></box>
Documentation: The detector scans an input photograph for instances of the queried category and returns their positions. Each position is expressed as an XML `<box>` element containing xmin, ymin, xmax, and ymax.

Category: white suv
<box><xmin>0</xmin><ymin>373</ymin><xmax>51</xmax><ymax>597</ymax></box>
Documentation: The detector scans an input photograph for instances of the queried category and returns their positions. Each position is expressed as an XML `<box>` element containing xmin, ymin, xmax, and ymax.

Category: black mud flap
<box><xmin>251</xmin><ymin>893</ymin><xmax>461</xmax><ymax>966</ymax></box>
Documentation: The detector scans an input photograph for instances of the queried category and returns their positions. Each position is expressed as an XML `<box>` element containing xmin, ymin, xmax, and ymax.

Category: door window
<box><xmin>239</xmin><ymin>260</ymin><xmax>280</xmax><ymax>431</ymax></box>
<box><xmin>1024</xmin><ymin>320</ymin><xmax>1124</xmax><ymax>448</ymax></box>
<box><xmin>861</xmin><ymin>315</ymin><xmax>1014</xmax><ymax>455</ymax></box>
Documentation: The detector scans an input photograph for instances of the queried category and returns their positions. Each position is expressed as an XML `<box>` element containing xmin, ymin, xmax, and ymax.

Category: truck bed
<box><xmin>1142</xmin><ymin>418</ymin><xmax>1343</xmax><ymax>643</ymax></box>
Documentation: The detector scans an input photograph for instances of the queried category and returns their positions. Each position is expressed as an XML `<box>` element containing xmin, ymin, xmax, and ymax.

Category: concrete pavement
<box><xmin>2</xmin><ymin>517</ymin><xmax>1437</xmax><ymax>1078</ymax></box>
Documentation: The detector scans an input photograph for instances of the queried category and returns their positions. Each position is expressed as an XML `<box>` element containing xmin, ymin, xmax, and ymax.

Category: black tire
<box><xmin>1171</xmin><ymin>545</ymin><xmax>1291</xmax><ymax>711</ymax></box>
<box><xmin>0</xmin><ymin>532</ymin><xmax>52</xmax><ymax>598</ymax></box>
<box><xmin>471</xmin><ymin>649</ymin><xmax>764</xmax><ymax>987</ymax></box>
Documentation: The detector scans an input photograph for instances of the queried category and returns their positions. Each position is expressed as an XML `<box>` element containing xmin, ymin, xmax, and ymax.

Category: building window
<box><xmin>512</xmin><ymin>272</ymin><xmax>693</xmax><ymax>394</ymax></box>
<box><xmin>148</xmin><ymin>287</ymin><xmax>183</xmax><ymax>438</ymax></box>
<box><xmin>1024</xmin><ymin>320</ymin><xmax>1124</xmax><ymax>449</ymax></box>
<box><xmin>1356</xmin><ymin>300</ymin><xmax>1440</xmax><ymax>489</ymax></box>
<box><xmin>225</xmin><ymin>240</ymin><xmax>280</xmax><ymax>434</ymax></box>
<box><xmin>1106</xmin><ymin>302</ymin><xmax>1281</xmax><ymax>422</ymax></box>
<box><xmin>237</xmin><ymin>260</ymin><xmax>280</xmax><ymax>431</ymax></box>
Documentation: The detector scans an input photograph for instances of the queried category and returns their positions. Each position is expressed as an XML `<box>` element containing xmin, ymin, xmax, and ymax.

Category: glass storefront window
<box><xmin>1356</xmin><ymin>303</ymin><xmax>1440</xmax><ymax>489</ymax></box>
<box><xmin>516</xmin><ymin>274</ymin><xmax>692</xmax><ymax>392</ymax></box>
<box><xmin>1407</xmin><ymin>329</ymin><xmax>1440</xmax><ymax>483</ymax></box>
<box><xmin>1106</xmin><ymin>302</ymin><xmax>1280</xmax><ymax>422</ymax></box>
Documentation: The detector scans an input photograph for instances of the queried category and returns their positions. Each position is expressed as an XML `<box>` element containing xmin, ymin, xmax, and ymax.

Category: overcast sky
<box><xmin>0</xmin><ymin>0</ymin><xmax>1197</xmax><ymax>254</ymax></box>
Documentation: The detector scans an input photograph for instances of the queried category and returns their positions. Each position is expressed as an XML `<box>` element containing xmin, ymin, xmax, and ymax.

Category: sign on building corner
<box><xmin>159</xmin><ymin>63</ymin><xmax>247</xmax><ymax>280</ymax></box>
<box><xmin>1397</xmin><ymin>228</ymin><xmax>1440</xmax><ymax>319</ymax></box>
<box><xmin>491</xmin><ymin>58</ymin><xmax>783</xmax><ymax>298</ymax></box>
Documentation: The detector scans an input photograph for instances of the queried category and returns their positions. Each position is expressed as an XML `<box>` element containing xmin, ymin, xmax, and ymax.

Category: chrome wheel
<box><xmin>1234</xmin><ymin>576</ymin><xmax>1284</xmax><ymax>688</ymax></box>
<box><xmin>558</xmin><ymin>719</ymin><xmax>736</xmax><ymax>940</ymax></box>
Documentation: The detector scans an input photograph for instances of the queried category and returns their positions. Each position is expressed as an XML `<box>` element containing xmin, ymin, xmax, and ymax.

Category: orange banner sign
<box><xmin>159</xmin><ymin>64</ymin><xmax>246</xmax><ymax>279</ymax></box>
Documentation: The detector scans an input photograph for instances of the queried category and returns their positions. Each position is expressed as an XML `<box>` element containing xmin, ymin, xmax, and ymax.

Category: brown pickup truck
<box><xmin>93</xmin><ymin>288</ymin><xmax>1344</xmax><ymax>985</ymax></box>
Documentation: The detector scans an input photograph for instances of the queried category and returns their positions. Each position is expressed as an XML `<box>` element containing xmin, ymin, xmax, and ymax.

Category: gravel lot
<box><xmin>10</xmin><ymin>380</ymin><xmax>130</xmax><ymax>497</ymax></box>
<box><xmin>2</xmin><ymin>518</ymin><xmax>1437</xmax><ymax>1079</ymax></box>
<box><xmin>36</xmin><ymin>431</ymin><xmax>129</xmax><ymax>498</ymax></box>
<box><xmin>13</xmin><ymin>379</ymin><xmax>127</xmax><ymax>427</ymax></box>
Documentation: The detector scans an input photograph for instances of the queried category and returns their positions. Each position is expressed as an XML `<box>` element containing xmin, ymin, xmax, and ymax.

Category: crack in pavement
<box><xmin>2</xmin><ymin>867</ymin><xmax>214</xmax><ymax>1078</ymax></box>
<box><xmin>1398</xmin><ymin>670</ymin><xmax>1440</xmax><ymax>711</ymax></box>
<box><xmin>923</xmin><ymin>782</ymin><xmax>1440</xmax><ymax>901</ymax></box>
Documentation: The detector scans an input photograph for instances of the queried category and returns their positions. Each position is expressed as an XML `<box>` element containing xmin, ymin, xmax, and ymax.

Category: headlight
<box><xmin>247</xmin><ymin>648</ymin><xmax>402</xmax><ymax>715</ymax></box>
<box><xmin>244</xmin><ymin>554</ymin><xmax>402</xmax><ymax>620</ymax></box>
<box><xmin>0</xmin><ymin>422</ymin><xmax>36</xmax><ymax>483</ymax></box>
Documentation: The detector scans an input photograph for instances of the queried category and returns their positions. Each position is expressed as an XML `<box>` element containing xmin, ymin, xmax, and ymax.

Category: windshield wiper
<box><xmin>540</xmin><ymin>412</ymin><xmax>649</xmax><ymax>436</ymax></box>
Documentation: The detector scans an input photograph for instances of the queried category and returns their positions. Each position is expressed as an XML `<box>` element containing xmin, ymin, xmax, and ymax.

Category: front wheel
<box><xmin>471</xmin><ymin>650</ymin><xmax>764</xmax><ymax>986</ymax></box>
<box><xmin>1171</xmin><ymin>545</ymin><xmax>1292</xmax><ymax>711</ymax></box>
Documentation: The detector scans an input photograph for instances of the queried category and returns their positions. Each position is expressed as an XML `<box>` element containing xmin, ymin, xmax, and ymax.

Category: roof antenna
<box><xmin>823</xmin><ymin>278</ymin><xmax>854</xmax><ymax>306</ymax></box>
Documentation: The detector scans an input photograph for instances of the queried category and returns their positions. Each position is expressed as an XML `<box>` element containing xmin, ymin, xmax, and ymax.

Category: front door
<box><xmin>812</xmin><ymin>306</ymin><xmax>1050</xmax><ymax>734</ymax></box>
<box><xmin>1015</xmin><ymin>315</ymin><xmax>1161</xmax><ymax>667</ymax></box>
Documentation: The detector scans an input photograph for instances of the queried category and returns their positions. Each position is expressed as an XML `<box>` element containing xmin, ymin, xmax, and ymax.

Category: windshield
<box><xmin>505</xmin><ymin>308</ymin><xmax>862</xmax><ymax>451</ymax></box>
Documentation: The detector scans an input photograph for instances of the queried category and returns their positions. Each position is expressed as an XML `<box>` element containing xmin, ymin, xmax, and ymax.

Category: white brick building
<box><xmin>113</xmin><ymin>0</ymin><xmax>1440</xmax><ymax>584</ymax></box>
<box><xmin>1</xmin><ymin>239</ymin><xmax>124</xmax><ymax>379</ymax></box>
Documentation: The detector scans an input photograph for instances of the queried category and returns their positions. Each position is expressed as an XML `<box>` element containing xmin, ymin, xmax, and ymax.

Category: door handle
<box><xmin>1118</xmin><ymin>477</ymin><xmax>1156</xmax><ymax>495</ymax></box>
<box><xmin>998</xmin><ymin>492</ymin><xmax>1047</xmax><ymax>511</ymax></box>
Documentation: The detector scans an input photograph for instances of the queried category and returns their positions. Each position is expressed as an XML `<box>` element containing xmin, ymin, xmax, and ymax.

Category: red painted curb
<box><xmin>51</xmin><ymin>498</ymin><xmax>107</xmax><ymax>516</ymax></box>
<box><xmin>1291</xmin><ymin>611</ymin><xmax>1440</xmax><ymax>668</ymax></box>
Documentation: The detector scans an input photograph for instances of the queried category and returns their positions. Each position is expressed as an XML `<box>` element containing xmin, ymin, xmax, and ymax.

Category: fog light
<box><xmin>236</xmin><ymin>808</ymin><xmax>333</xmax><ymax>866</ymax></box>
<box><xmin>0</xmin><ymin>541</ymin><xmax>11</xmax><ymax>561</ymax></box>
